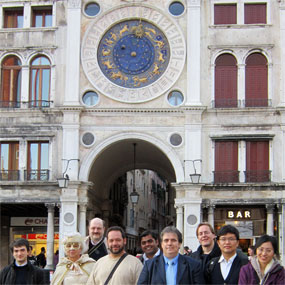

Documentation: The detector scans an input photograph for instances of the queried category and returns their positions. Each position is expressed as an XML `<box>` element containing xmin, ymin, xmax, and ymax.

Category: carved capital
<box><xmin>68</xmin><ymin>0</ymin><xmax>81</xmax><ymax>9</ymax></box>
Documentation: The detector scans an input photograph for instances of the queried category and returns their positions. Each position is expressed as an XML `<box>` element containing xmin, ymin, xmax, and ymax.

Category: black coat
<box><xmin>0</xmin><ymin>260</ymin><xmax>46</xmax><ymax>285</ymax></box>
<box><xmin>137</xmin><ymin>253</ymin><xmax>205</xmax><ymax>285</ymax></box>
<box><xmin>205</xmin><ymin>252</ymin><xmax>249</xmax><ymax>285</ymax></box>
<box><xmin>88</xmin><ymin>238</ymin><xmax>108</xmax><ymax>261</ymax></box>
<box><xmin>190</xmin><ymin>241</ymin><xmax>221</xmax><ymax>272</ymax></box>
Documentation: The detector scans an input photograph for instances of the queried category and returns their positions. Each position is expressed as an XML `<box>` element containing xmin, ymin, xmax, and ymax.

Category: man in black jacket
<box><xmin>205</xmin><ymin>225</ymin><xmax>248</xmax><ymax>285</ymax></box>
<box><xmin>0</xmin><ymin>238</ymin><xmax>45</xmax><ymax>284</ymax></box>
<box><xmin>190</xmin><ymin>222</ymin><xmax>221</xmax><ymax>271</ymax></box>
<box><xmin>86</xmin><ymin>217</ymin><xmax>108</xmax><ymax>261</ymax></box>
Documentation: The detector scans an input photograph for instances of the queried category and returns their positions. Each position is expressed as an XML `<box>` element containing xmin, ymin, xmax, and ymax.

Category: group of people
<box><xmin>0</xmin><ymin>218</ymin><xmax>284</xmax><ymax>284</ymax></box>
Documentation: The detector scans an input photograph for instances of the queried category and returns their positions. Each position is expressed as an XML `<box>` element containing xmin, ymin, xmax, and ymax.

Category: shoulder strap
<box><xmin>104</xmin><ymin>253</ymin><xmax>128</xmax><ymax>285</ymax></box>
<box><xmin>88</xmin><ymin>238</ymin><xmax>105</xmax><ymax>256</ymax></box>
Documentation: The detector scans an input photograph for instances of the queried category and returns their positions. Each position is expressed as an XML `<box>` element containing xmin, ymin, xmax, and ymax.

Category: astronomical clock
<box><xmin>82</xmin><ymin>5</ymin><xmax>186</xmax><ymax>103</ymax></box>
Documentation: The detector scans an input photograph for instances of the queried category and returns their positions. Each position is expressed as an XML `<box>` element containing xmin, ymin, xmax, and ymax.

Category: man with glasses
<box><xmin>205</xmin><ymin>224</ymin><xmax>248</xmax><ymax>284</ymax></box>
<box><xmin>190</xmin><ymin>223</ymin><xmax>221</xmax><ymax>271</ymax></box>
<box><xmin>139</xmin><ymin>230</ymin><xmax>160</xmax><ymax>264</ymax></box>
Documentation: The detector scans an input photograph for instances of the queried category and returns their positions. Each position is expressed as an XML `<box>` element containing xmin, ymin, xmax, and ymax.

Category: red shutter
<box><xmin>246</xmin><ymin>141</ymin><xmax>269</xmax><ymax>182</ymax></box>
<box><xmin>214</xmin><ymin>4</ymin><xmax>237</xmax><ymax>25</ymax></box>
<box><xmin>245</xmin><ymin>4</ymin><xmax>266</xmax><ymax>24</ymax></box>
<box><xmin>215</xmin><ymin>54</ymin><xmax>237</xmax><ymax>107</ymax></box>
<box><xmin>245</xmin><ymin>53</ymin><xmax>268</xmax><ymax>107</ymax></box>
<box><xmin>215</xmin><ymin>141</ymin><xmax>238</xmax><ymax>182</ymax></box>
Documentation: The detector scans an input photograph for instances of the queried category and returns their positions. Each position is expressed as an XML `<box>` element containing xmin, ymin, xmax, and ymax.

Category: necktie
<box><xmin>166</xmin><ymin>261</ymin><xmax>175</xmax><ymax>285</ymax></box>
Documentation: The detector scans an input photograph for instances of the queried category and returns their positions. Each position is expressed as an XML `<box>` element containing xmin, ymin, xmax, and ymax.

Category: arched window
<box><xmin>245</xmin><ymin>53</ymin><xmax>268</xmax><ymax>107</ymax></box>
<box><xmin>215</xmin><ymin>54</ymin><xmax>237</xmax><ymax>108</ymax></box>
<box><xmin>30</xmin><ymin>55</ymin><xmax>51</xmax><ymax>107</ymax></box>
<box><xmin>1</xmin><ymin>56</ymin><xmax>21</xmax><ymax>108</ymax></box>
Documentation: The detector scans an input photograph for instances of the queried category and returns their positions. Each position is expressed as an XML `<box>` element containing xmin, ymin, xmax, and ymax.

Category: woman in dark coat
<box><xmin>239</xmin><ymin>235</ymin><xmax>285</xmax><ymax>285</ymax></box>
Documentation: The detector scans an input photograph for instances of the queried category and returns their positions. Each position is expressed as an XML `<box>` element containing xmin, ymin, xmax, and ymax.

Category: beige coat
<box><xmin>51</xmin><ymin>254</ymin><xmax>96</xmax><ymax>285</ymax></box>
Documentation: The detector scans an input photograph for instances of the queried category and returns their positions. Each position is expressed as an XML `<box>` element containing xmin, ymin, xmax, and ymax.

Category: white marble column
<box><xmin>79</xmin><ymin>203</ymin><xmax>87</xmax><ymax>236</ymax></box>
<box><xmin>277</xmin><ymin>203</ymin><xmax>285</xmax><ymax>265</ymax></box>
<box><xmin>279</xmin><ymin>3</ymin><xmax>285</xmax><ymax>106</ymax></box>
<box><xmin>45</xmin><ymin>203</ymin><xmax>55</xmax><ymax>269</ymax></box>
<box><xmin>185</xmin><ymin>0</ymin><xmax>201</xmax><ymax>105</ymax></box>
<box><xmin>64</xmin><ymin>0</ymin><xmax>81</xmax><ymax>105</ymax></box>
<box><xmin>208</xmin><ymin>204</ymin><xmax>215</xmax><ymax>228</ymax></box>
<box><xmin>266</xmin><ymin>204</ymin><xmax>275</xmax><ymax>236</ymax></box>
<box><xmin>175</xmin><ymin>204</ymin><xmax>184</xmax><ymax>236</ymax></box>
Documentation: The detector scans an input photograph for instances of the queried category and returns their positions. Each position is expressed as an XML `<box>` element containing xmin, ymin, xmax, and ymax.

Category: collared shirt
<box><xmin>142</xmin><ymin>249</ymin><xmax>161</xmax><ymax>264</ymax></box>
<box><xmin>218</xmin><ymin>253</ymin><xmax>237</xmax><ymax>280</ymax></box>
<box><xmin>15</xmin><ymin>260</ymin><xmax>28</xmax><ymax>267</ymax></box>
<box><xmin>90</xmin><ymin>236</ymin><xmax>104</xmax><ymax>246</ymax></box>
<box><xmin>163</xmin><ymin>254</ymin><xmax>179</xmax><ymax>285</ymax></box>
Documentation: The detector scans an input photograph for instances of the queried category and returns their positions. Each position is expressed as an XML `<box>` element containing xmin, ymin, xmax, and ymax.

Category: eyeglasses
<box><xmin>218</xmin><ymin>238</ymin><xmax>237</xmax><ymax>242</ymax></box>
<box><xmin>257</xmin><ymin>247</ymin><xmax>274</xmax><ymax>254</ymax></box>
<box><xmin>65</xmin><ymin>242</ymin><xmax>81</xmax><ymax>249</ymax></box>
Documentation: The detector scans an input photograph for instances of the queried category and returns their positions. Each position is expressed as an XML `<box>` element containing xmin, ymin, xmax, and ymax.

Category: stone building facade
<box><xmin>0</xmin><ymin>0</ymin><xmax>285</xmax><ymax>268</ymax></box>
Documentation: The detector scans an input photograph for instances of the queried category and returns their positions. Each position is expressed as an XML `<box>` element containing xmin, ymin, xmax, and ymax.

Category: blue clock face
<box><xmin>97</xmin><ymin>20</ymin><xmax>170</xmax><ymax>89</ymax></box>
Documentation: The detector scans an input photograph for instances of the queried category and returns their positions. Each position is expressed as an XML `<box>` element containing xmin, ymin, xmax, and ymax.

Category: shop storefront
<box><xmin>214</xmin><ymin>206</ymin><xmax>271</xmax><ymax>252</ymax></box>
<box><xmin>11</xmin><ymin>217</ymin><xmax>59</xmax><ymax>257</ymax></box>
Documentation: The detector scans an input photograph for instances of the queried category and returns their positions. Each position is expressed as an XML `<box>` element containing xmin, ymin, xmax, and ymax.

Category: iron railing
<box><xmin>0</xmin><ymin>170</ymin><xmax>20</xmax><ymax>181</ymax></box>
<box><xmin>0</xmin><ymin>101</ymin><xmax>20</xmax><ymax>108</ymax></box>
<box><xmin>244</xmin><ymin>170</ymin><xmax>271</xmax><ymax>182</ymax></box>
<box><xmin>213</xmin><ymin>170</ymin><xmax>240</xmax><ymax>183</ymax></box>
<box><xmin>24</xmin><ymin>169</ymin><xmax>50</xmax><ymax>181</ymax></box>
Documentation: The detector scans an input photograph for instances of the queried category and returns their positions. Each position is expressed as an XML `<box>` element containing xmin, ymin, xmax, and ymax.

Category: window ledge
<box><xmin>209</xmin><ymin>24</ymin><xmax>272</xmax><ymax>29</ymax></box>
<box><xmin>0</xmin><ymin>26</ymin><xmax>58</xmax><ymax>33</ymax></box>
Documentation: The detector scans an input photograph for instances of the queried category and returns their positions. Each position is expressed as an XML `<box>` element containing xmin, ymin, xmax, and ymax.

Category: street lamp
<box><xmin>130</xmin><ymin>143</ymin><xmax>140</xmax><ymax>205</ymax></box>
<box><xmin>184</xmin><ymin>159</ymin><xmax>202</xmax><ymax>184</ymax></box>
<box><xmin>57</xmin><ymin>159</ymin><xmax>79</xmax><ymax>188</ymax></box>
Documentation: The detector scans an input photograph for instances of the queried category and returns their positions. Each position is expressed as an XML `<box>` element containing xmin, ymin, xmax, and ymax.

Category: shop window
<box><xmin>4</xmin><ymin>8</ymin><xmax>23</xmax><ymax>28</ymax></box>
<box><xmin>245</xmin><ymin>141</ymin><xmax>270</xmax><ymax>182</ymax></box>
<box><xmin>29</xmin><ymin>56</ymin><xmax>51</xmax><ymax>108</ymax></box>
<box><xmin>26</xmin><ymin>142</ymin><xmax>49</xmax><ymax>181</ymax></box>
<box><xmin>1</xmin><ymin>56</ymin><xmax>21</xmax><ymax>108</ymax></box>
<box><xmin>214</xmin><ymin>54</ymin><xmax>238</xmax><ymax>108</ymax></box>
<box><xmin>244</xmin><ymin>3</ymin><xmax>266</xmax><ymax>24</ymax></box>
<box><xmin>245</xmin><ymin>53</ymin><xmax>268</xmax><ymax>107</ymax></box>
<box><xmin>214</xmin><ymin>4</ymin><xmax>237</xmax><ymax>25</ymax></box>
<box><xmin>214</xmin><ymin>141</ymin><xmax>239</xmax><ymax>183</ymax></box>
<box><xmin>32</xmin><ymin>6</ymin><xmax>52</xmax><ymax>27</ymax></box>
<box><xmin>0</xmin><ymin>142</ymin><xmax>19</xmax><ymax>181</ymax></box>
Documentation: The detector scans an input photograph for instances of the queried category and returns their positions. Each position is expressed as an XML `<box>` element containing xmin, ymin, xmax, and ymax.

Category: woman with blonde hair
<box><xmin>51</xmin><ymin>232</ymin><xmax>96</xmax><ymax>285</ymax></box>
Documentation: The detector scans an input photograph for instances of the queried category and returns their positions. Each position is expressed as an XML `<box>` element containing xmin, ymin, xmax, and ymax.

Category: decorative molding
<box><xmin>68</xmin><ymin>0</ymin><xmax>81</xmax><ymax>9</ymax></box>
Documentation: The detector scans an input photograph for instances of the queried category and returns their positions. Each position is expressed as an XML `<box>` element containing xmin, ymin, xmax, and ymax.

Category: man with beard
<box><xmin>190</xmin><ymin>223</ymin><xmax>221</xmax><ymax>272</ymax></box>
<box><xmin>86</xmin><ymin>217</ymin><xmax>108</xmax><ymax>261</ymax></box>
<box><xmin>87</xmin><ymin>226</ymin><xmax>143</xmax><ymax>285</ymax></box>
<box><xmin>139</xmin><ymin>230</ymin><xmax>161</xmax><ymax>264</ymax></box>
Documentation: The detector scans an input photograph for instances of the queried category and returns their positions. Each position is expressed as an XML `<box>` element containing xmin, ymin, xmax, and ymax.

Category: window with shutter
<box><xmin>245</xmin><ymin>3</ymin><xmax>266</xmax><ymax>24</ymax></box>
<box><xmin>245</xmin><ymin>53</ymin><xmax>268</xmax><ymax>107</ymax></box>
<box><xmin>214</xmin><ymin>4</ymin><xmax>237</xmax><ymax>25</ymax></box>
<box><xmin>246</xmin><ymin>141</ymin><xmax>270</xmax><ymax>182</ymax></box>
<box><xmin>214</xmin><ymin>141</ymin><xmax>239</xmax><ymax>183</ymax></box>
<box><xmin>215</xmin><ymin>54</ymin><xmax>237</xmax><ymax>108</ymax></box>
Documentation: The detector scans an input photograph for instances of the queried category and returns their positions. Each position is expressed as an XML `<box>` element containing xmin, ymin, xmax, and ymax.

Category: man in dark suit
<box><xmin>205</xmin><ymin>224</ymin><xmax>248</xmax><ymax>284</ymax></box>
<box><xmin>137</xmin><ymin>226</ymin><xmax>204</xmax><ymax>284</ymax></box>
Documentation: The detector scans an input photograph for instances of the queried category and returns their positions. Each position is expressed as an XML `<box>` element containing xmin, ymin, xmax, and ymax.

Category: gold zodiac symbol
<box><xmin>110</xmin><ymin>32</ymin><xmax>117</xmax><ymax>41</ymax></box>
<box><xmin>145</xmin><ymin>31</ymin><xmax>152</xmax><ymax>38</ymax></box>
<box><xmin>152</xmin><ymin>63</ymin><xmax>160</xmax><ymax>75</ymax></box>
<box><xmin>145</xmin><ymin>27</ymin><xmax>156</xmax><ymax>35</ymax></box>
<box><xmin>120</xmin><ymin>25</ymin><xmax>129</xmax><ymax>37</ymax></box>
<box><xmin>158</xmin><ymin>51</ymin><xmax>165</xmax><ymax>63</ymax></box>
<box><xmin>102</xmin><ymin>60</ymin><xmax>114</xmax><ymax>69</ymax></box>
<box><xmin>110</xmin><ymin>71</ymin><xmax>128</xmax><ymax>82</ymax></box>
<box><xmin>133</xmin><ymin>76</ymin><xmax>148</xmax><ymax>86</ymax></box>
<box><xmin>154</xmin><ymin>40</ymin><xmax>164</xmax><ymax>49</ymax></box>
<box><xmin>105</xmin><ymin>38</ymin><xmax>114</xmax><ymax>46</ymax></box>
<box><xmin>102</xmin><ymin>49</ymin><xmax>111</xmax><ymax>56</ymax></box>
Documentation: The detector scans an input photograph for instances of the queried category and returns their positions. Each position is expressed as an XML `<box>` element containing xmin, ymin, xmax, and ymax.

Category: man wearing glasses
<box><xmin>205</xmin><ymin>225</ymin><xmax>248</xmax><ymax>284</ymax></box>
